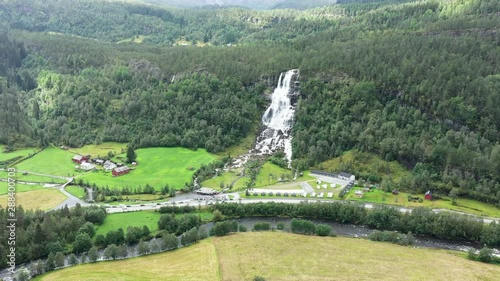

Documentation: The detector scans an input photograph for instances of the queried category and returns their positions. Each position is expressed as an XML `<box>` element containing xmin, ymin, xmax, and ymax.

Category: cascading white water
<box><xmin>253</xmin><ymin>69</ymin><xmax>298</xmax><ymax>167</ymax></box>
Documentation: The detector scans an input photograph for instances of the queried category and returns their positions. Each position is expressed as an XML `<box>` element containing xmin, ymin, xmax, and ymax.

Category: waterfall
<box><xmin>253</xmin><ymin>69</ymin><xmax>299</xmax><ymax>167</ymax></box>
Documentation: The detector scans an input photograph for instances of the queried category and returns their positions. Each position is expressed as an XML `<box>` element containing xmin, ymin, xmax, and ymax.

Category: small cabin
<box><xmin>424</xmin><ymin>190</ymin><xmax>432</xmax><ymax>201</ymax></box>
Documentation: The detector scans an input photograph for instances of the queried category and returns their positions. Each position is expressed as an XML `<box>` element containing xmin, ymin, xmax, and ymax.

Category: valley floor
<box><xmin>34</xmin><ymin>232</ymin><xmax>500</xmax><ymax>281</ymax></box>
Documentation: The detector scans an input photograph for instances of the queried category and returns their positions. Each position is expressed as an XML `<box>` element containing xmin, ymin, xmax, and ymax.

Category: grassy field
<box><xmin>35</xmin><ymin>232</ymin><xmax>500</xmax><ymax>281</ymax></box>
<box><xmin>201</xmin><ymin>171</ymin><xmax>244</xmax><ymax>190</ymax></box>
<box><xmin>0</xmin><ymin>181</ymin><xmax>43</xmax><ymax>195</ymax></box>
<box><xmin>316</xmin><ymin>150</ymin><xmax>411</xmax><ymax>183</ymax></box>
<box><xmin>95</xmin><ymin>211</ymin><xmax>162</xmax><ymax>236</ymax></box>
<box><xmin>81</xmin><ymin>147</ymin><xmax>215</xmax><ymax>190</ymax></box>
<box><xmin>0</xmin><ymin>171</ymin><xmax>67</xmax><ymax>184</ymax></box>
<box><xmin>346</xmin><ymin>187</ymin><xmax>500</xmax><ymax>218</ymax></box>
<box><xmin>67</xmin><ymin>142</ymin><xmax>127</xmax><ymax>158</ymax></box>
<box><xmin>14</xmin><ymin>147</ymin><xmax>82</xmax><ymax>177</ymax></box>
<box><xmin>0</xmin><ymin>145</ymin><xmax>37</xmax><ymax>162</ymax></box>
<box><xmin>66</xmin><ymin>186</ymin><xmax>87</xmax><ymax>200</ymax></box>
<box><xmin>0</xmin><ymin>189</ymin><xmax>66</xmax><ymax>210</ymax></box>
<box><xmin>34</xmin><ymin>238</ymin><xmax>219</xmax><ymax>281</ymax></box>
<box><xmin>254</xmin><ymin>162</ymin><xmax>293</xmax><ymax>188</ymax></box>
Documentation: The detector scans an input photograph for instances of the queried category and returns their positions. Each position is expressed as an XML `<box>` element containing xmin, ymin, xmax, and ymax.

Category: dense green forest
<box><xmin>0</xmin><ymin>0</ymin><xmax>499</xmax><ymax>204</ymax></box>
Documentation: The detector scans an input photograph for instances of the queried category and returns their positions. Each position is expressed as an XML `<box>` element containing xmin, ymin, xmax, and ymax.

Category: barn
<box><xmin>72</xmin><ymin>155</ymin><xmax>88</xmax><ymax>164</ymax></box>
<box><xmin>112</xmin><ymin>166</ymin><xmax>130</xmax><ymax>177</ymax></box>
<box><xmin>424</xmin><ymin>190</ymin><xmax>432</xmax><ymax>201</ymax></box>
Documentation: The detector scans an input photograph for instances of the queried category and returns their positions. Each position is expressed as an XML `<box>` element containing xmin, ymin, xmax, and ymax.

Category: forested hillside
<box><xmin>0</xmin><ymin>0</ymin><xmax>499</xmax><ymax>204</ymax></box>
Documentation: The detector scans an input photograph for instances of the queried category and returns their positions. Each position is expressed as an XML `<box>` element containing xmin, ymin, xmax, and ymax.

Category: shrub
<box><xmin>253</xmin><ymin>222</ymin><xmax>271</xmax><ymax>231</ymax></box>
<box><xmin>478</xmin><ymin>247</ymin><xmax>493</xmax><ymax>263</ymax></box>
<box><xmin>276</xmin><ymin>222</ymin><xmax>285</xmax><ymax>230</ymax></box>
<box><xmin>315</xmin><ymin>224</ymin><xmax>332</xmax><ymax>236</ymax></box>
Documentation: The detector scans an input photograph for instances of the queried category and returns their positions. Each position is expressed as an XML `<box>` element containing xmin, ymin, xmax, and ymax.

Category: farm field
<box><xmin>346</xmin><ymin>187</ymin><xmax>500</xmax><ymax>218</ymax></box>
<box><xmin>34</xmin><ymin>238</ymin><xmax>219</xmax><ymax>281</ymax></box>
<box><xmin>81</xmin><ymin>147</ymin><xmax>216</xmax><ymax>190</ymax></box>
<box><xmin>14</xmin><ymin>147</ymin><xmax>82</xmax><ymax>177</ymax></box>
<box><xmin>68</xmin><ymin>142</ymin><xmax>127</xmax><ymax>158</ymax></box>
<box><xmin>0</xmin><ymin>145</ymin><xmax>37</xmax><ymax>162</ymax></box>
<box><xmin>65</xmin><ymin>186</ymin><xmax>87</xmax><ymax>200</ymax></box>
<box><xmin>0</xmin><ymin>181</ymin><xmax>43</xmax><ymax>195</ymax></box>
<box><xmin>0</xmin><ymin>188</ymin><xmax>66</xmax><ymax>210</ymax></box>
<box><xmin>35</xmin><ymin>232</ymin><xmax>500</xmax><ymax>281</ymax></box>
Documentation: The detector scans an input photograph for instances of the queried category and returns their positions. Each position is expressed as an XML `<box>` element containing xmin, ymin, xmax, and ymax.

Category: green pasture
<box><xmin>14</xmin><ymin>147</ymin><xmax>82</xmax><ymax>177</ymax></box>
<box><xmin>68</xmin><ymin>142</ymin><xmax>127</xmax><ymax>158</ymax></box>
<box><xmin>0</xmin><ymin>145</ymin><xmax>37</xmax><ymax>162</ymax></box>
<box><xmin>95</xmin><ymin>211</ymin><xmax>162</xmax><ymax>236</ymax></box>
<box><xmin>81</xmin><ymin>147</ymin><xmax>215</xmax><ymax>190</ymax></box>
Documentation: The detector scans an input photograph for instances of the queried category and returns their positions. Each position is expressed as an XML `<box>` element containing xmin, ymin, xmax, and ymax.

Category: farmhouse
<box><xmin>112</xmin><ymin>166</ymin><xmax>130</xmax><ymax>177</ymax></box>
<box><xmin>72</xmin><ymin>155</ymin><xmax>88</xmax><ymax>164</ymax></box>
<box><xmin>79</xmin><ymin>162</ymin><xmax>96</xmax><ymax>171</ymax></box>
<box><xmin>425</xmin><ymin>190</ymin><xmax>432</xmax><ymax>201</ymax></box>
<box><xmin>104</xmin><ymin>160</ymin><xmax>117</xmax><ymax>171</ymax></box>
<box><xmin>94</xmin><ymin>159</ymin><xmax>105</xmax><ymax>165</ymax></box>
<box><xmin>338</xmin><ymin>172</ymin><xmax>355</xmax><ymax>182</ymax></box>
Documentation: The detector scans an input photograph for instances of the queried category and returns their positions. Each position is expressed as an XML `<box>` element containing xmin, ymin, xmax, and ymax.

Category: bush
<box><xmin>276</xmin><ymin>222</ymin><xmax>285</xmax><ymax>230</ymax></box>
<box><xmin>478</xmin><ymin>247</ymin><xmax>493</xmax><ymax>263</ymax></box>
<box><xmin>253</xmin><ymin>222</ymin><xmax>271</xmax><ymax>231</ymax></box>
<box><xmin>315</xmin><ymin>224</ymin><xmax>332</xmax><ymax>236</ymax></box>
<box><xmin>290</xmin><ymin>219</ymin><xmax>316</xmax><ymax>235</ymax></box>
<box><xmin>239</xmin><ymin>224</ymin><xmax>247</xmax><ymax>232</ymax></box>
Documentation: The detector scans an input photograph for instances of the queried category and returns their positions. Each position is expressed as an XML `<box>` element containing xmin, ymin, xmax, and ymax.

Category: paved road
<box><xmin>104</xmin><ymin>195</ymin><xmax>500</xmax><ymax>224</ymax></box>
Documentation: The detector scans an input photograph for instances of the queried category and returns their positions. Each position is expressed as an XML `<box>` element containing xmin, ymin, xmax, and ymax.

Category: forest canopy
<box><xmin>0</xmin><ymin>0</ymin><xmax>499</xmax><ymax>204</ymax></box>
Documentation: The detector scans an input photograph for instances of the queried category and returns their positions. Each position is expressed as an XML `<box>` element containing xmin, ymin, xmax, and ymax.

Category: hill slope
<box><xmin>35</xmin><ymin>232</ymin><xmax>500</xmax><ymax>281</ymax></box>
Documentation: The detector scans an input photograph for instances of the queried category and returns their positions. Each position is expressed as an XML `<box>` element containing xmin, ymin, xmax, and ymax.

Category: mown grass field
<box><xmin>68</xmin><ymin>142</ymin><xmax>127</xmax><ymax>158</ymax></box>
<box><xmin>0</xmin><ymin>181</ymin><xmax>43</xmax><ymax>195</ymax></box>
<box><xmin>65</xmin><ymin>186</ymin><xmax>87</xmax><ymax>200</ymax></box>
<box><xmin>34</xmin><ymin>238</ymin><xmax>219</xmax><ymax>281</ymax></box>
<box><xmin>0</xmin><ymin>145</ymin><xmax>36</xmax><ymax>162</ymax></box>
<box><xmin>14</xmin><ymin>147</ymin><xmax>82</xmax><ymax>177</ymax></box>
<box><xmin>35</xmin><ymin>232</ymin><xmax>500</xmax><ymax>281</ymax></box>
<box><xmin>0</xmin><ymin>188</ymin><xmax>66</xmax><ymax>210</ymax></box>
<box><xmin>316</xmin><ymin>150</ymin><xmax>411</xmax><ymax>183</ymax></box>
<box><xmin>95</xmin><ymin>211</ymin><xmax>162</xmax><ymax>236</ymax></box>
<box><xmin>81</xmin><ymin>147</ymin><xmax>215</xmax><ymax>190</ymax></box>
<box><xmin>346</xmin><ymin>187</ymin><xmax>500</xmax><ymax>218</ymax></box>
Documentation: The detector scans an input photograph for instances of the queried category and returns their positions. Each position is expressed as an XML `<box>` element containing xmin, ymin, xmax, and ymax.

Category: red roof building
<box><xmin>112</xmin><ymin>166</ymin><xmax>130</xmax><ymax>177</ymax></box>
<box><xmin>72</xmin><ymin>155</ymin><xmax>88</xmax><ymax>164</ymax></box>
<box><xmin>424</xmin><ymin>190</ymin><xmax>432</xmax><ymax>201</ymax></box>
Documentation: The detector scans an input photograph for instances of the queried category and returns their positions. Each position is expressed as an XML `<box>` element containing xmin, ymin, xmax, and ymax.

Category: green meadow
<box><xmin>346</xmin><ymin>187</ymin><xmax>500</xmax><ymax>218</ymax></box>
<box><xmin>81</xmin><ymin>147</ymin><xmax>216</xmax><ymax>190</ymax></box>
<box><xmin>14</xmin><ymin>147</ymin><xmax>82</xmax><ymax>177</ymax></box>
<box><xmin>95</xmin><ymin>211</ymin><xmax>162</xmax><ymax>236</ymax></box>
<box><xmin>0</xmin><ymin>145</ymin><xmax>37</xmax><ymax>162</ymax></box>
<box><xmin>201</xmin><ymin>171</ymin><xmax>245</xmax><ymax>190</ymax></box>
